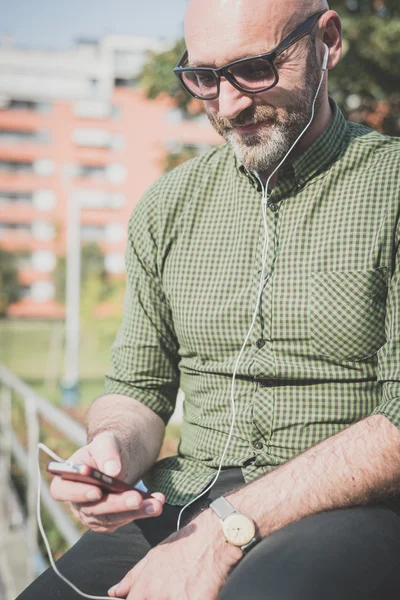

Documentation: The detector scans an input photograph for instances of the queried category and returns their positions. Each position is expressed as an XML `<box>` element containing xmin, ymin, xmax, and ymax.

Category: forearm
<box><xmin>86</xmin><ymin>393</ymin><xmax>165</xmax><ymax>480</ymax></box>
<box><xmin>227</xmin><ymin>414</ymin><xmax>400</xmax><ymax>538</ymax></box>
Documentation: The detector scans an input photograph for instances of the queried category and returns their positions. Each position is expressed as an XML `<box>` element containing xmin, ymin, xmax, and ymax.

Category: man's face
<box><xmin>185</xmin><ymin>2</ymin><xmax>324</xmax><ymax>172</ymax></box>
<box><xmin>205</xmin><ymin>41</ymin><xmax>322</xmax><ymax>171</ymax></box>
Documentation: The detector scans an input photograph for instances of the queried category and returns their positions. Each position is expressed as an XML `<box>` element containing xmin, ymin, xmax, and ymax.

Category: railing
<box><xmin>0</xmin><ymin>364</ymin><xmax>85</xmax><ymax>598</ymax></box>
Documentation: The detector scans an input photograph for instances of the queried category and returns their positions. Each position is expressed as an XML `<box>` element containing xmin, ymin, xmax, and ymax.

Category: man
<box><xmin>19</xmin><ymin>0</ymin><xmax>400</xmax><ymax>598</ymax></box>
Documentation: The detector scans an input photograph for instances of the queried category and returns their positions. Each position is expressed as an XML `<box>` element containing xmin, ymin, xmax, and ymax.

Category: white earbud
<box><xmin>322</xmin><ymin>43</ymin><xmax>329</xmax><ymax>71</ymax></box>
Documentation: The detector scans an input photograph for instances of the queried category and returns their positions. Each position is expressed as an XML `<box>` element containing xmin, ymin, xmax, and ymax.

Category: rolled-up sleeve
<box><xmin>374</xmin><ymin>217</ymin><xmax>400</xmax><ymax>427</ymax></box>
<box><xmin>103</xmin><ymin>187</ymin><xmax>180</xmax><ymax>424</ymax></box>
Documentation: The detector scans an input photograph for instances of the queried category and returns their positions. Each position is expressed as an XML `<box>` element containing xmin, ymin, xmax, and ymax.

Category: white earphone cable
<box><xmin>37</xmin><ymin>443</ymin><xmax>111</xmax><ymax>599</ymax></box>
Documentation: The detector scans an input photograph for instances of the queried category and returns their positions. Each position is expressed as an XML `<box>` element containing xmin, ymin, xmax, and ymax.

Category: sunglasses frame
<box><xmin>173</xmin><ymin>10</ymin><xmax>328</xmax><ymax>100</ymax></box>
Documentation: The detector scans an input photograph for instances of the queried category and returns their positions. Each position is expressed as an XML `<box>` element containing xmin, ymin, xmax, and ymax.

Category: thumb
<box><xmin>89</xmin><ymin>431</ymin><xmax>122</xmax><ymax>477</ymax></box>
<box><xmin>108</xmin><ymin>564</ymin><xmax>140</xmax><ymax>598</ymax></box>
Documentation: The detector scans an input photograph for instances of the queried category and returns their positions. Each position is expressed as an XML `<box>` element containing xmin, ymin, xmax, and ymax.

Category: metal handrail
<box><xmin>0</xmin><ymin>363</ymin><xmax>85</xmax><ymax>596</ymax></box>
<box><xmin>0</xmin><ymin>365</ymin><xmax>86</xmax><ymax>445</ymax></box>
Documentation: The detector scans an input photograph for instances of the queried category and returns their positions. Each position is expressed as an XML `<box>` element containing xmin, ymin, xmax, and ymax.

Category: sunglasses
<box><xmin>173</xmin><ymin>10</ymin><xmax>327</xmax><ymax>100</ymax></box>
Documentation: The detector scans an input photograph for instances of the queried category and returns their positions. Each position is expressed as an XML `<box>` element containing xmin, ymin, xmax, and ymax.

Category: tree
<box><xmin>0</xmin><ymin>248</ymin><xmax>21</xmax><ymax>315</ymax></box>
<box><xmin>329</xmin><ymin>0</ymin><xmax>400</xmax><ymax>135</ymax></box>
<box><xmin>138</xmin><ymin>1</ymin><xmax>400</xmax><ymax>137</ymax></box>
<box><xmin>138</xmin><ymin>38</ymin><xmax>204</xmax><ymax>117</ymax></box>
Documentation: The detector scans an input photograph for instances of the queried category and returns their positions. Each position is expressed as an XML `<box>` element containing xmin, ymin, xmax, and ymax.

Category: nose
<box><xmin>216</xmin><ymin>77</ymin><xmax>253</xmax><ymax>120</ymax></box>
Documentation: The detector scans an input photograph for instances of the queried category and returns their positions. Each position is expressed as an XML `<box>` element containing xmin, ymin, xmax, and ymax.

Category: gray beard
<box><xmin>223</xmin><ymin>123</ymin><xmax>296</xmax><ymax>172</ymax></box>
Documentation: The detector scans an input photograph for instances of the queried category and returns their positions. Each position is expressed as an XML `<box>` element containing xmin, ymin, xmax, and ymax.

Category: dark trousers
<box><xmin>18</xmin><ymin>469</ymin><xmax>400</xmax><ymax>600</ymax></box>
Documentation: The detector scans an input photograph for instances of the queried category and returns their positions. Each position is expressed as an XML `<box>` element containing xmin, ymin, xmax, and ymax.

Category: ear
<box><xmin>319</xmin><ymin>10</ymin><xmax>342</xmax><ymax>70</ymax></box>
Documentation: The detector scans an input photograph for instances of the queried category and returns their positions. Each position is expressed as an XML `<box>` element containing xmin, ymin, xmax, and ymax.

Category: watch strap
<box><xmin>240</xmin><ymin>536</ymin><xmax>259</xmax><ymax>554</ymax></box>
<box><xmin>209</xmin><ymin>496</ymin><xmax>237</xmax><ymax>520</ymax></box>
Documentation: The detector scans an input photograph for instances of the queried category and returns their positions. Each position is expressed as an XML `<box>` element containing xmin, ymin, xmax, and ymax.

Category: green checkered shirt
<box><xmin>104</xmin><ymin>101</ymin><xmax>400</xmax><ymax>505</ymax></box>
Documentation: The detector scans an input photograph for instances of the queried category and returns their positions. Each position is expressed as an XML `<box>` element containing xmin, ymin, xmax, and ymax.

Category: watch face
<box><xmin>222</xmin><ymin>513</ymin><xmax>256</xmax><ymax>547</ymax></box>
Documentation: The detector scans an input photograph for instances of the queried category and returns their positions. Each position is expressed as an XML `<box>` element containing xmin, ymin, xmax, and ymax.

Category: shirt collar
<box><xmin>237</xmin><ymin>99</ymin><xmax>347</xmax><ymax>189</ymax></box>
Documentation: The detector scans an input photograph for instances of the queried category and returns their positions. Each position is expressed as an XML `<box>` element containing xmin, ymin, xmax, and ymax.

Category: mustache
<box><xmin>211</xmin><ymin>105</ymin><xmax>278</xmax><ymax>130</ymax></box>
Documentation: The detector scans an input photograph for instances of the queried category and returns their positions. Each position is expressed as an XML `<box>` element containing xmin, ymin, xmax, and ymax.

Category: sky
<box><xmin>0</xmin><ymin>0</ymin><xmax>189</xmax><ymax>50</ymax></box>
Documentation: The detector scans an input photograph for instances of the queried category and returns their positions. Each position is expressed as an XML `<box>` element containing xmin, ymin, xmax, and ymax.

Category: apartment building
<box><xmin>0</xmin><ymin>35</ymin><xmax>220</xmax><ymax>318</ymax></box>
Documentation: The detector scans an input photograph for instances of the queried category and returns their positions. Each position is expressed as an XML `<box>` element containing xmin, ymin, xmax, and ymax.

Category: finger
<box><xmin>108</xmin><ymin>563</ymin><xmax>143</xmax><ymax>598</ymax></box>
<box><xmin>50</xmin><ymin>477</ymin><xmax>103</xmax><ymax>503</ymax></box>
<box><xmin>78</xmin><ymin>508</ymin><xmax>152</xmax><ymax>530</ymax></box>
<box><xmin>89</xmin><ymin>432</ymin><xmax>122</xmax><ymax>477</ymax></box>
<box><xmin>75</xmin><ymin>494</ymin><xmax>164</xmax><ymax>518</ymax></box>
<box><xmin>150</xmin><ymin>492</ymin><xmax>166</xmax><ymax>504</ymax></box>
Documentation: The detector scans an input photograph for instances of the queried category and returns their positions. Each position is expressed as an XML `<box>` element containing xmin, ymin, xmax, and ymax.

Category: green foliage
<box><xmin>0</xmin><ymin>248</ymin><xmax>21</xmax><ymax>315</ymax></box>
<box><xmin>139</xmin><ymin>1</ymin><xmax>400</xmax><ymax>136</ymax></box>
<box><xmin>164</xmin><ymin>146</ymin><xmax>201</xmax><ymax>171</ymax></box>
<box><xmin>328</xmin><ymin>1</ymin><xmax>400</xmax><ymax>135</ymax></box>
<box><xmin>139</xmin><ymin>38</ymin><xmax>198</xmax><ymax>115</ymax></box>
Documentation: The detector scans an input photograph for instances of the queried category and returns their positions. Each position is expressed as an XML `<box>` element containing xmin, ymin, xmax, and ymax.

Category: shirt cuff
<box><xmin>103</xmin><ymin>376</ymin><xmax>176</xmax><ymax>425</ymax></box>
<box><xmin>372</xmin><ymin>383</ymin><xmax>400</xmax><ymax>429</ymax></box>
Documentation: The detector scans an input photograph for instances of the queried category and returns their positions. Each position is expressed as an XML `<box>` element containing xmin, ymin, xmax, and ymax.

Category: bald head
<box><xmin>185</xmin><ymin>0</ymin><xmax>329</xmax><ymax>65</ymax></box>
<box><xmin>181</xmin><ymin>0</ymin><xmax>341</xmax><ymax>173</ymax></box>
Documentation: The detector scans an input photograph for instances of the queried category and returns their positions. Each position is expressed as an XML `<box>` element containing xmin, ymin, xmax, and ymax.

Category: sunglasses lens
<box><xmin>181</xmin><ymin>70</ymin><xmax>218</xmax><ymax>99</ymax></box>
<box><xmin>229</xmin><ymin>58</ymin><xmax>276</xmax><ymax>91</ymax></box>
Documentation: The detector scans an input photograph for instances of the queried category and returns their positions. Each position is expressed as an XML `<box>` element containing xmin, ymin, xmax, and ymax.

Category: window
<box><xmin>0</xmin><ymin>129</ymin><xmax>51</xmax><ymax>144</ymax></box>
<box><xmin>34</xmin><ymin>160</ymin><xmax>55</xmax><ymax>176</ymax></box>
<box><xmin>111</xmin><ymin>134</ymin><xmax>124</xmax><ymax>150</ymax></box>
<box><xmin>31</xmin><ymin>250</ymin><xmax>57</xmax><ymax>272</ymax></box>
<box><xmin>0</xmin><ymin>161</ymin><xmax>34</xmax><ymax>174</ymax></box>
<box><xmin>0</xmin><ymin>160</ymin><xmax>55</xmax><ymax>176</ymax></box>
<box><xmin>81</xmin><ymin>224</ymin><xmax>105</xmax><ymax>241</ymax></box>
<box><xmin>33</xmin><ymin>190</ymin><xmax>56</xmax><ymax>211</ymax></box>
<box><xmin>73</xmin><ymin>190</ymin><xmax>125</xmax><ymax>209</ymax></box>
<box><xmin>77</xmin><ymin>164</ymin><xmax>107</xmax><ymax>180</ymax></box>
<box><xmin>111</xmin><ymin>105</ymin><xmax>122</xmax><ymax>119</ymax></box>
<box><xmin>0</xmin><ymin>191</ymin><xmax>33</xmax><ymax>206</ymax></box>
<box><xmin>114</xmin><ymin>78</ymin><xmax>132</xmax><ymax>88</ymax></box>
<box><xmin>104</xmin><ymin>253</ymin><xmax>125</xmax><ymax>274</ymax></box>
<box><xmin>20</xmin><ymin>285</ymin><xmax>31</xmax><ymax>299</ymax></box>
<box><xmin>30</xmin><ymin>280</ymin><xmax>55</xmax><ymax>302</ymax></box>
<box><xmin>73</xmin><ymin>129</ymin><xmax>125</xmax><ymax>150</ymax></box>
<box><xmin>75</xmin><ymin>163</ymin><xmax>126</xmax><ymax>182</ymax></box>
<box><xmin>73</xmin><ymin>129</ymin><xmax>111</xmax><ymax>149</ymax></box>
<box><xmin>31</xmin><ymin>221</ymin><xmax>55</xmax><ymax>241</ymax></box>
<box><xmin>74</xmin><ymin>100</ymin><xmax>111</xmax><ymax>119</ymax></box>
<box><xmin>74</xmin><ymin>100</ymin><xmax>122</xmax><ymax>120</ymax></box>
<box><xmin>105</xmin><ymin>223</ymin><xmax>125</xmax><ymax>243</ymax></box>
<box><xmin>6</xmin><ymin>99</ymin><xmax>51</xmax><ymax>113</ymax></box>
<box><xmin>0</xmin><ymin>223</ymin><xmax>31</xmax><ymax>237</ymax></box>
<box><xmin>107</xmin><ymin>163</ymin><xmax>127</xmax><ymax>183</ymax></box>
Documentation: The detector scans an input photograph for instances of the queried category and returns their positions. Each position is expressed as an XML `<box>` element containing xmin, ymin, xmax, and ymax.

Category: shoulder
<box><xmin>141</xmin><ymin>142</ymin><xmax>233</xmax><ymax>204</ymax></box>
<box><xmin>345</xmin><ymin>121</ymin><xmax>400</xmax><ymax>174</ymax></box>
<box><xmin>128</xmin><ymin>143</ymin><xmax>233</xmax><ymax>238</ymax></box>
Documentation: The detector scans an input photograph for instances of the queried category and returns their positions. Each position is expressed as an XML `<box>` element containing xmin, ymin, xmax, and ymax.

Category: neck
<box><xmin>258</xmin><ymin>96</ymin><xmax>333</xmax><ymax>188</ymax></box>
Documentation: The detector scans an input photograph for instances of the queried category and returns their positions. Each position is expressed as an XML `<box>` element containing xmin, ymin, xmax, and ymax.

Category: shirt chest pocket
<box><xmin>309</xmin><ymin>267</ymin><xmax>388</xmax><ymax>361</ymax></box>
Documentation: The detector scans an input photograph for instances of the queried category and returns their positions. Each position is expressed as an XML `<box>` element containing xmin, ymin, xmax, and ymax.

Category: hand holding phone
<box><xmin>49</xmin><ymin>432</ymin><xmax>165</xmax><ymax>533</ymax></box>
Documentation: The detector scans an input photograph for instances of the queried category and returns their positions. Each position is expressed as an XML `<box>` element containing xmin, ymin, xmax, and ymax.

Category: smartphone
<box><xmin>47</xmin><ymin>461</ymin><xmax>152</xmax><ymax>498</ymax></box>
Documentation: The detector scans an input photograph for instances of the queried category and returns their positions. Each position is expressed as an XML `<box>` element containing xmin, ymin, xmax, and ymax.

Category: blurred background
<box><xmin>0</xmin><ymin>0</ymin><xmax>399</xmax><ymax>597</ymax></box>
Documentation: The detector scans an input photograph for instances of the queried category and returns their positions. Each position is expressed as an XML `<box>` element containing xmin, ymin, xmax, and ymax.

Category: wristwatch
<box><xmin>210</xmin><ymin>496</ymin><xmax>259</xmax><ymax>553</ymax></box>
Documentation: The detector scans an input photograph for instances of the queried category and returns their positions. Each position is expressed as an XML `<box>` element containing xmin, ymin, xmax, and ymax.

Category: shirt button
<box><xmin>256</xmin><ymin>338</ymin><xmax>266</xmax><ymax>349</ymax></box>
<box><xmin>297</xmin><ymin>177</ymin><xmax>305</xmax><ymax>187</ymax></box>
<box><xmin>253</xmin><ymin>441</ymin><xmax>264</xmax><ymax>450</ymax></box>
<box><xmin>267</xmin><ymin>201</ymin><xmax>279</xmax><ymax>212</ymax></box>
